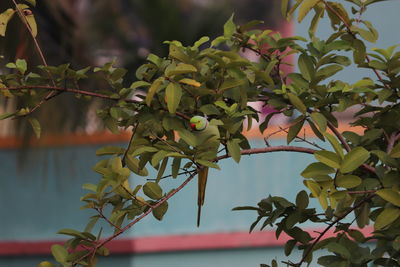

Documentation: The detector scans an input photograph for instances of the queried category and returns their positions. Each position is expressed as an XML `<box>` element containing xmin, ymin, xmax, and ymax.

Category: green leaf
<box><xmin>224</xmin><ymin>14</ymin><xmax>236</xmax><ymax>38</ymax></box>
<box><xmin>165</xmin><ymin>63</ymin><xmax>197</xmax><ymax>77</ymax></box>
<box><xmin>227</xmin><ymin>139</ymin><xmax>241</xmax><ymax>163</ymax></box>
<box><xmin>130</xmin><ymin>81</ymin><xmax>150</xmax><ymax>89</ymax></box>
<box><xmin>171</xmin><ymin>157</ymin><xmax>181</xmax><ymax>178</ymax></box>
<box><xmin>324</xmin><ymin>132</ymin><xmax>344</xmax><ymax>158</ymax></box>
<box><xmin>28</xmin><ymin>118</ymin><xmax>41</xmax><ymax>138</ymax></box>
<box><xmin>0</xmin><ymin>112</ymin><xmax>15</xmax><ymax>120</ymax></box>
<box><xmin>314</xmin><ymin>150</ymin><xmax>341</xmax><ymax>169</ymax></box>
<box><xmin>125</xmin><ymin>155</ymin><xmax>149</xmax><ymax>176</ymax></box>
<box><xmin>301</xmin><ymin>162</ymin><xmax>335</xmax><ymax>178</ymax></box>
<box><xmin>287</xmin><ymin>117</ymin><xmax>305</xmax><ymax>144</ymax></box>
<box><xmin>145</xmin><ymin>77</ymin><xmax>163</xmax><ymax>106</ymax></box>
<box><xmin>326</xmin><ymin>242</ymin><xmax>351</xmax><ymax>259</ymax></box>
<box><xmin>193</xmin><ymin>36</ymin><xmax>210</xmax><ymax>49</ymax></box>
<box><xmin>281</xmin><ymin>0</ymin><xmax>289</xmax><ymax>17</ymax></box>
<box><xmin>18</xmin><ymin>5</ymin><xmax>37</xmax><ymax>37</ymax></box>
<box><xmin>218</xmin><ymin>78</ymin><xmax>245</xmax><ymax>93</ymax></box>
<box><xmin>0</xmin><ymin>9</ymin><xmax>16</xmax><ymax>37</ymax></box>
<box><xmin>374</xmin><ymin>207</ymin><xmax>400</xmax><ymax>230</ymax></box>
<box><xmin>298</xmin><ymin>0</ymin><xmax>320</xmax><ymax>23</ymax></box>
<box><xmin>389</xmin><ymin>142</ymin><xmax>400</xmax><ymax>158</ymax></box>
<box><xmin>195</xmin><ymin>159</ymin><xmax>220</xmax><ymax>170</ymax></box>
<box><xmin>96</xmin><ymin>146</ymin><xmax>125</xmax><ymax>156</ymax></box>
<box><xmin>153</xmin><ymin>201</ymin><xmax>168</xmax><ymax>220</ymax></box>
<box><xmin>143</xmin><ymin>182</ymin><xmax>163</xmax><ymax>200</ymax></box>
<box><xmin>151</xmin><ymin>150</ymin><xmax>169</xmax><ymax>167</ymax></box>
<box><xmin>296</xmin><ymin>190</ymin><xmax>309</xmax><ymax>210</ymax></box>
<box><xmin>340</xmin><ymin>147</ymin><xmax>370</xmax><ymax>173</ymax></box>
<box><xmin>131</xmin><ymin>146</ymin><xmax>158</xmax><ymax>157</ymax></box>
<box><xmin>316</xmin><ymin>65</ymin><xmax>343</xmax><ymax>81</ymax></box>
<box><xmin>199</xmin><ymin>104</ymin><xmax>221</xmax><ymax>116</ymax></box>
<box><xmin>298</xmin><ymin>54</ymin><xmax>314</xmax><ymax>81</ymax></box>
<box><xmin>284</xmin><ymin>239</ymin><xmax>297</xmax><ymax>256</ymax></box>
<box><xmin>25</xmin><ymin>0</ymin><xmax>36</xmax><ymax>6</ymax></box>
<box><xmin>16</xmin><ymin>59</ymin><xmax>27</xmax><ymax>74</ymax></box>
<box><xmin>165</xmin><ymin>82</ymin><xmax>182</xmax><ymax>114</ymax></box>
<box><xmin>177</xmin><ymin>129</ymin><xmax>197</xmax><ymax>147</ymax></box>
<box><xmin>38</xmin><ymin>261</ymin><xmax>56</xmax><ymax>267</ymax></box>
<box><xmin>310</xmin><ymin>112</ymin><xmax>327</xmax><ymax>132</ymax></box>
<box><xmin>352</xmin><ymin>39</ymin><xmax>366</xmax><ymax>64</ymax></box>
<box><xmin>51</xmin><ymin>244</ymin><xmax>68</xmax><ymax>263</ymax></box>
<box><xmin>287</xmin><ymin>93</ymin><xmax>307</xmax><ymax>114</ymax></box>
<box><xmin>376</xmin><ymin>189</ymin><xmax>400</xmax><ymax>207</ymax></box>
<box><xmin>336</xmin><ymin>175</ymin><xmax>362</xmax><ymax>189</ymax></box>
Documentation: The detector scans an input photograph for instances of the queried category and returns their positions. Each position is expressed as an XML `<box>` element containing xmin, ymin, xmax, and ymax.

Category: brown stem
<box><xmin>12</xmin><ymin>0</ymin><xmax>58</xmax><ymax>117</ymax></box>
<box><xmin>347</xmin><ymin>189</ymin><xmax>378</xmax><ymax>195</ymax></box>
<box><xmin>3</xmin><ymin>85</ymin><xmax>190</xmax><ymax>120</ymax></box>
<box><xmin>327</xmin><ymin>121</ymin><xmax>351</xmax><ymax>152</ymax></box>
<box><xmin>327</xmin><ymin>121</ymin><xmax>376</xmax><ymax>174</ymax></box>
<box><xmin>122</xmin><ymin>124</ymin><xmax>138</xmax><ymax>166</ymax></box>
<box><xmin>95</xmin><ymin>208</ymin><xmax>121</xmax><ymax>232</ymax></box>
<box><xmin>216</xmin><ymin>146</ymin><xmax>316</xmax><ymax>161</ymax></box>
<box><xmin>296</xmin><ymin>194</ymin><xmax>375</xmax><ymax>266</ymax></box>
<box><xmin>387</xmin><ymin>132</ymin><xmax>400</xmax><ymax>154</ymax></box>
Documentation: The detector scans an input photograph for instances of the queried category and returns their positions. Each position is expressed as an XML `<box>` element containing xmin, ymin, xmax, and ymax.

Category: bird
<box><xmin>189</xmin><ymin>115</ymin><xmax>220</xmax><ymax>227</ymax></box>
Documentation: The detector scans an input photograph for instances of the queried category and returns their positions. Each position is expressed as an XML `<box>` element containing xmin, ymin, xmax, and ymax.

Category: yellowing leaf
<box><xmin>374</xmin><ymin>207</ymin><xmax>400</xmax><ymax>230</ymax></box>
<box><xmin>227</xmin><ymin>139</ymin><xmax>241</xmax><ymax>163</ymax></box>
<box><xmin>165</xmin><ymin>63</ymin><xmax>197</xmax><ymax>77</ymax></box>
<box><xmin>336</xmin><ymin>175</ymin><xmax>362</xmax><ymax>189</ymax></box>
<box><xmin>376</xmin><ymin>189</ymin><xmax>400</xmax><ymax>207</ymax></box>
<box><xmin>324</xmin><ymin>132</ymin><xmax>344</xmax><ymax>158</ymax></box>
<box><xmin>390</xmin><ymin>142</ymin><xmax>400</xmax><ymax>158</ymax></box>
<box><xmin>298</xmin><ymin>0</ymin><xmax>320</xmax><ymax>23</ymax></box>
<box><xmin>314</xmin><ymin>150</ymin><xmax>341</xmax><ymax>169</ymax></box>
<box><xmin>304</xmin><ymin>180</ymin><xmax>321</xmax><ymax>197</ymax></box>
<box><xmin>340</xmin><ymin>147</ymin><xmax>370</xmax><ymax>173</ymax></box>
<box><xmin>165</xmin><ymin>82</ymin><xmax>182</xmax><ymax>114</ymax></box>
<box><xmin>28</xmin><ymin>118</ymin><xmax>41</xmax><ymax>138</ymax></box>
<box><xmin>143</xmin><ymin>182</ymin><xmax>163</xmax><ymax>200</ymax></box>
<box><xmin>178</xmin><ymin>78</ymin><xmax>201</xmax><ymax>87</ymax></box>
<box><xmin>126</xmin><ymin>155</ymin><xmax>149</xmax><ymax>176</ymax></box>
<box><xmin>0</xmin><ymin>9</ymin><xmax>15</xmax><ymax>36</ymax></box>
<box><xmin>145</xmin><ymin>77</ymin><xmax>163</xmax><ymax>106</ymax></box>
<box><xmin>287</xmin><ymin>93</ymin><xmax>307</xmax><ymax>114</ymax></box>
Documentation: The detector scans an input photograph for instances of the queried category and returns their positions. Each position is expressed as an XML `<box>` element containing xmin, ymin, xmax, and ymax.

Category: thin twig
<box><xmin>95</xmin><ymin>208</ymin><xmax>121</xmax><ymax>232</ymax></box>
<box><xmin>122</xmin><ymin>123</ymin><xmax>138</xmax><ymax>166</ymax></box>
<box><xmin>3</xmin><ymin>85</ymin><xmax>190</xmax><ymax>120</ymax></box>
<box><xmin>12</xmin><ymin>0</ymin><xmax>58</xmax><ymax>117</ymax></box>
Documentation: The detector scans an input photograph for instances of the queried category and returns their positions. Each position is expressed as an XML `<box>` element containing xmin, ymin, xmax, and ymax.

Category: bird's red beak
<box><xmin>190</xmin><ymin>123</ymin><xmax>196</xmax><ymax>130</ymax></box>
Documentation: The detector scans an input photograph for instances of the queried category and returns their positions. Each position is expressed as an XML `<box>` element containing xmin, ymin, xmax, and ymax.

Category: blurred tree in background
<box><xmin>0</xmin><ymin>0</ymin><xmax>283</xmax><ymax>137</ymax></box>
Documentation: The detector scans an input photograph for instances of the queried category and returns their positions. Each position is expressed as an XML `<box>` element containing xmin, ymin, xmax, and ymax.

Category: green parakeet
<box><xmin>189</xmin><ymin>115</ymin><xmax>220</xmax><ymax>227</ymax></box>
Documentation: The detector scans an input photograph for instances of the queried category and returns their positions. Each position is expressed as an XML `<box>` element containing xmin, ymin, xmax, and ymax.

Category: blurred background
<box><xmin>0</xmin><ymin>0</ymin><xmax>399</xmax><ymax>266</ymax></box>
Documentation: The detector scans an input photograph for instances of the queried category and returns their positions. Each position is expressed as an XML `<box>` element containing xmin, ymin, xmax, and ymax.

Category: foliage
<box><xmin>1</xmin><ymin>0</ymin><xmax>400</xmax><ymax>266</ymax></box>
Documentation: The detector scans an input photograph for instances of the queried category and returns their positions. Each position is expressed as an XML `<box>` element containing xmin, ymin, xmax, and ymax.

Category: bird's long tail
<box><xmin>197</xmin><ymin>167</ymin><xmax>209</xmax><ymax>227</ymax></box>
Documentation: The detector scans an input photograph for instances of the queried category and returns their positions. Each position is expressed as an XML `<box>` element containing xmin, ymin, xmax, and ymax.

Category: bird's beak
<box><xmin>190</xmin><ymin>123</ymin><xmax>196</xmax><ymax>130</ymax></box>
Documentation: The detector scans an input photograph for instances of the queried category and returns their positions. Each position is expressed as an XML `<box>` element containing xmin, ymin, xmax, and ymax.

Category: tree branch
<box><xmin>296</xmin><ymin>193</ymin><xmax>375</xmax><ymax>266</ymax></box>
<box><xmin>3</xmin><ymin>85</ymin><xmax>191</xmax><ymax>120</ymax></box>
<box><xmin>72</xmin><ymin>170</ymin><xmax>199</xmax><ymax>266</ymax></box>
<box><xmin>216</xmin><ymin>146</ymin><xmax>316</xmax><ymax>161</ymax></box>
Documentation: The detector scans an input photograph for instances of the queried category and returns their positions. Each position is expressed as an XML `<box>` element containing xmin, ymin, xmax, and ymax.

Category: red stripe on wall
<box><xmin>0</xmin><ymin>227</ymin><xmax>373</xmax><ymax>256</ymax></box>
